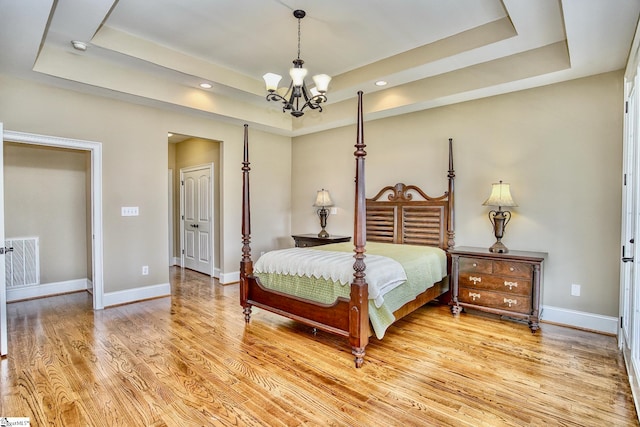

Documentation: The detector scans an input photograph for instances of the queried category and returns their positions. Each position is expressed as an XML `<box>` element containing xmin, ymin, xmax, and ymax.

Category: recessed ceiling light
<box><xmin>375</xmin><ymin>80</ymin><xmax>388</xmax><ymax>87</ymax></box>
<box><xmin>71</xmin><ymin>40</ymin><xmax>87</xmax><ymax>51</ymax></box>
<box><xmin>199</xmin><ymin>83</ymin><xmax>212</xmax><ymax>89</ymax></box>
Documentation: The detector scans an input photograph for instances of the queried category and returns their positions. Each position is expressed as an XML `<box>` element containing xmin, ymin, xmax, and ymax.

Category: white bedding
<box><xmin>254</xmin><ymin>247</ymin><xmax>407</xmax><ymax>308</ymax></box>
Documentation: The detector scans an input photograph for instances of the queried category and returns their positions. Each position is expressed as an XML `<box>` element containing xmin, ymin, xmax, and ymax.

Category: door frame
<box><xmin>179</xmin><ymin>163</ymin><xmax>214</xmax><ymax>276</ymax></box>
<box><xmin>2</xmin><ymin>129</ymin><xmax>104</xmax><ymax>310</ymax></box>
<box><xmin>0</xmin><ymin>123</ymin><xmax>5</xmax><ymax>355</ymax></box>
<box><xmin>168</xmin><ymin>168</ymin><xmax>174</xmax><ymax>266</ymax></box>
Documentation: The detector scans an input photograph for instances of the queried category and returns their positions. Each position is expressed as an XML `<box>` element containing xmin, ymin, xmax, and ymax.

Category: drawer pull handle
<box><xmin>469</xmin><ymin>276</ymin><xmax>482</xmax><ymax>285</ymax></box>
<box><xmin>509</xmin><ymin>267</ymin><xmax>515</xmax><ymax>272</ymax></box>
<box><xmin>504</xmin><ymin>298</ymin><xmax>517</xmax><ymax>307</ymax></box>
<box><xmin>504</xmin><ymin>281</ymin><xmax>518</xmax><ymax>290</ymax></box>
<box><xmin>469</xmin><ymin>292</ymin><xmax>481</xmax><ymax>301</ymax></box>
<box><xmin>472</xmin><ymin>262</ymin><xmax>477</xmax><ymax>267</ymax></box>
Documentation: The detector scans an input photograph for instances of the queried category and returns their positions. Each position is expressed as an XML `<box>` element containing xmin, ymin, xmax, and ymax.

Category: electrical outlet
<box><xmin>330</xmin><ymin>207</ymin><xmax>338</xmax><ymax>215</ymax></box>
<box><xmin>571</xmin><ymin>283</ymin><xmax>581</xmax><ymax>296</ymax></box>
<box><xmin>142</xmin><ymin>265</ymin><xmax>149</xmax><ymax>275</ymax></box>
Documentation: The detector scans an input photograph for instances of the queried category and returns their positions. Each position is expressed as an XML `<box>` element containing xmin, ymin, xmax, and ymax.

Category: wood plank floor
<box><xmin>1</xmin><ymin>267</ymin><xmax>638</xmax><ymax>426</ymax></box>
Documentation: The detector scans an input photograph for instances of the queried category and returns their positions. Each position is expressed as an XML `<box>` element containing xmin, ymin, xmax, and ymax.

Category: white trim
<box><xmin>219</xmin><ymin>270</ymin><xmax>239</xmax><ymax>284</ymax></box>
<box><xmin>541</xmin><ymin>305</ymin><xmax>618</xmax><ymax>334</ymax></box>
<box><xmin>7</xmin><ymin>279</ymin><xmax>88</xmax><ymax>302</ymax></box>
<box><xmin>623</xmin><ymin>334</ymin><xmax>640</xmax><ymax>418</ymax></box>
<box><xmin>0</xmin><ymin>122</ymin><xmax>5</xmax><ymax>355</ymax></box>
<box><xmin>168</xmin><ymin>169</ymin><xmax>174</xmax><ymax>266</ymax></box>
<box><xmin>3</xmin><ymin>130</ymin><xmax>104</xmax><ymax>310</ymax></box>
<box><xmin>103</xmin><ymin>283</ymin><xmax>170</xmax><ymax>307</ymax></box>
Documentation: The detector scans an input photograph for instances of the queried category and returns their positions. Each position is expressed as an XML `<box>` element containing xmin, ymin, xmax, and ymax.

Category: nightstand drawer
<box><xmin>493</xmin><ymin>260</ymin><xmax>531</xmax><ymax>279</ymax></box>
<box><xmin>459</xmin><ymin>257</ymin><xmax>492</xmax><ymax>273</ymax></box>
<box><xmin>458</xmin><ymin>272</ymin><xmax>531</xmax><ymax>296</ymax></box>
<box><xmin>458</xmin><ymin>287</ymin><xmax>532</xmax><ymax>314</ymax></box>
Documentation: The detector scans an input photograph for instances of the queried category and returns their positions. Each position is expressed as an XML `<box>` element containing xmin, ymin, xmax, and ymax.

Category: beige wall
<box><xmin>4</xmin><ymin>143</ymin><xmax>89</xmax><ymax>283</ymax></box>
<box><xmin>0</xmin><ymin>74</ymin><xmax>291</xmax><ymax>292</ymax></box>
<box><xmin>292</xmin><ymin>71</ymin><xmax>623</xmax><ymax>317</ymax></box>
<box><xmin>0</xmin><ymin>70</ymin><xmax>623</xmax><ymax>317</ymax></box>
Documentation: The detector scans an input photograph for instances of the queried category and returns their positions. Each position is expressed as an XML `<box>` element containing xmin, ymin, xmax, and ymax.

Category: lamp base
<box><xmin>318</xmin><ymin>229</ymin><xmax>329</xmax><ymax>238</ymax></box>
<box><xmin>489</xmin><ymin>241</ymin><xmax>509</xmax><ymax>253</ymax></box>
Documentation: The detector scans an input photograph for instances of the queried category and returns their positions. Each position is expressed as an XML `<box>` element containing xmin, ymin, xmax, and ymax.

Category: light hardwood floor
<box><xmin>1</xmin><ymin>267</ymin><xmax>638</xmax><ymax>426</ymax></box>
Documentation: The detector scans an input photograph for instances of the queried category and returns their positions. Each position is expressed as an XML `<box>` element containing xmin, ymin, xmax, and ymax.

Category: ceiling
<box><xmin>1</xmin><ymin>0</ymin><xmax>639</xmax><ymax>137</ymax></box>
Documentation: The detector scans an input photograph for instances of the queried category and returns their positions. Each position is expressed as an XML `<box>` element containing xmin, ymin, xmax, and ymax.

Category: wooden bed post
<box><xmin>351</xmin><ymin>91</ymin><xmax>369</xmax><ymax>368</ymax></box>
<box><xmin>240</xmin><ymin>124</ymin><xmax>253</xmax><ymax>322</ymax></box>
<box><xmin>447</xmin><ymin>138</ymin><xmax>455</xmax><ymax>250</ymax></box>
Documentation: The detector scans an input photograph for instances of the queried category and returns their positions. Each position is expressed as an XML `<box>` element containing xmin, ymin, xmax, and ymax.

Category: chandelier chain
<box><xmin>297</xmin><ymin>16</ymin><xmax>301</xmax><ymax>60</ymax></box>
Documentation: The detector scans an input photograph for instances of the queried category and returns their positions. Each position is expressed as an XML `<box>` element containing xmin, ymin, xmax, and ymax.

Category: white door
<box><xmin>621</xmin><ymin>84</ymin><xmax>636</xmax><ymax>354</ymax></box>
<box><xmin>0</xmin><ymin>122</ymin><xmax>7</xmax><ymax>356</ymax></box>
<box><xmin>621</xmin><ymin>76</ymin><xmax>640</xmax><ymax>399</ymax></box>
<box><xmin>181</xmin><ymin>165</ymin><xmax>213</xmax><ymax>275</ymax></box>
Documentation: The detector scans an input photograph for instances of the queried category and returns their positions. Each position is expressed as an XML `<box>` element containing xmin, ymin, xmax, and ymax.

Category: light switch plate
<box><xmin>121</xmin><ymin>206</ymin><xmax>139</xmax><ymax>216</ymax></box>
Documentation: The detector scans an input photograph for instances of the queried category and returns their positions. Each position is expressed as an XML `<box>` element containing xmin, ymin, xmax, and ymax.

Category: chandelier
<box><xmin>262</xmin><ymin>10</ymin><xmax>331</xmax><ymax>117</ymax></box>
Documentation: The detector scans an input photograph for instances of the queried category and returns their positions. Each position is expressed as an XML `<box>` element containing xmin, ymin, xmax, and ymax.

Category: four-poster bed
<box><xmin>240</xmin><ymin>91</ymin><xmax>455</xmax><ymax>367</ymax></box>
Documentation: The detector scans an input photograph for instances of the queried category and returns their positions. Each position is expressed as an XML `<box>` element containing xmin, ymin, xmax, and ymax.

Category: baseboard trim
<box><xmin>103</xmin><ymin>283</ymin><xmax>171</xmax><ymax>307</ymax></box>
<box><xmin>219</xmin><ymin>270</ymin><xmax>239</xmax><ymax>285</ymax></box>
<box><xmin>541</xmin><ymin>305</ymin><xmax>618</xmax><ymax>334</ymax></box>
<box><xmin>7</xmin><ymin>278</ymin><xmax>88</xmax><ymax>302</ymax></box>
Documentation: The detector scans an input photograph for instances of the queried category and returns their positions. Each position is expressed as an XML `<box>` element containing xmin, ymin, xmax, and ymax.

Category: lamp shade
<box><xmin>289</xmin><ymin>67</ymin><xmax>308</xmax><ymax>87</ymax></box>
<box><xmin>263</xmin><ymin>73</ymin><xmax>282</xmax><ymax>92</ymax></box>
<box><xmin>482</xmin><ymin>181</ymin><xmax>517</xmax><ymax>208</ymax></box>
<box><xmin>312</xmin><ymin>74</ymin><xmax>331</xmax><ymax>93</ymax></box>
<box><xmin>314</xmin><ymin>189</ymin><xmax>333</xmax><ymax>207</ymax></box>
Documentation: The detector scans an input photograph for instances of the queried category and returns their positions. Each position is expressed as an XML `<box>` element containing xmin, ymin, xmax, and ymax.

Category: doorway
<box><xmin>1</xmin><ymin>128</ymin><xmax>104</xmax><ymax>355</ymax></box>
<box><xmin>168</xmin><ymin>134</ymin><xmax>221</xmax><ymax>278</ymax></box>
<box><xmin>4</xmin><ymin>142</ymin><xmax>90</xmax><ymax>302</ymax></box>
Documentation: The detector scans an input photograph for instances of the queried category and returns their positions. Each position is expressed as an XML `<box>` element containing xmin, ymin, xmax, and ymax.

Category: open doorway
<box><xmin>1</xmin><ymin>128</ymin><xmax>104</xmax><ymax>356</ymax></box>
<box><xmin>168</xmin><ymin>133</ymin><xmax>221</xmax><ymax>278</ymax></box>
<box><xmin>4</xmin><ymin>142</ymin><xmax>91</xmax><ymax>301</ymax></box>
<box><xmin>2</xmin><ymin>130</ymin><xmax>103</xmax><ymax>308</ymax></box>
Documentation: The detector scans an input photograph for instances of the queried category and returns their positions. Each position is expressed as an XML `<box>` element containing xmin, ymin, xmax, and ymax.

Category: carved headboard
<box><xmin>366</xmin><ymin>183</ymin><xmax>454</xmax><ymax>250</ymax></box>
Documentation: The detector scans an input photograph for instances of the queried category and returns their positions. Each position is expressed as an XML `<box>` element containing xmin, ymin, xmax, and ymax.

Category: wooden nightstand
<box><xmin>291</xmin><ymin>234</ymin><xmax>351</xmax><ymax>248</ymax></box>
<box><xmin>450</xmin><ymin>246</ymin><xmax>547</xmax><ymax>333</ymax></box>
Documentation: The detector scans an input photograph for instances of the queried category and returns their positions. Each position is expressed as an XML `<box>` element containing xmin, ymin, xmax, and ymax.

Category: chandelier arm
<box><xmin>266</xmin><ymin>92</ymin><xmax>294</xmax><ymax>113</ymax></box>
